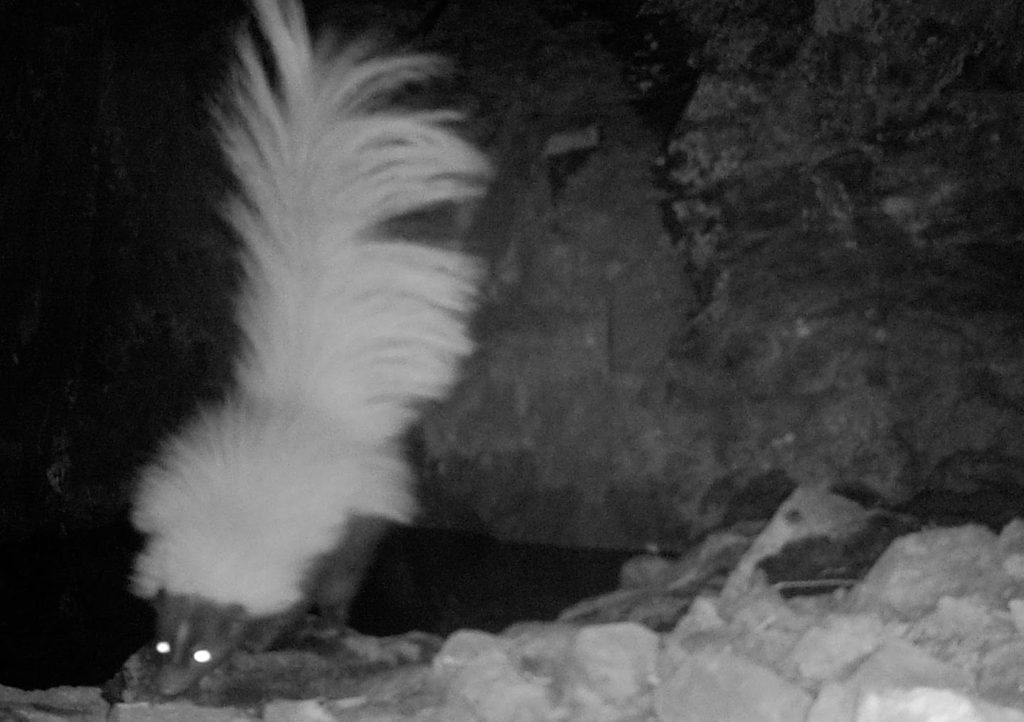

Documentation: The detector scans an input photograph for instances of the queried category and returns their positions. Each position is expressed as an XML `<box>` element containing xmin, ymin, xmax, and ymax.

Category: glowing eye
<box><xmin>192</xmin><ymin>649</ymin><xmax>213</xmax><ymax>664</ymax></box>
<box><xmin>154</xmin><ymin>641</ymin><xmax>171</xmax><ymax>655</ymax></box>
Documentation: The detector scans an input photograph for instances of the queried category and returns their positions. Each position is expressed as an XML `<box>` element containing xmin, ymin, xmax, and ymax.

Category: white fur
<box><xmin>131</xmin><ymin>0</ymin><xmax>489</xmax><ymax>616</ymax></box>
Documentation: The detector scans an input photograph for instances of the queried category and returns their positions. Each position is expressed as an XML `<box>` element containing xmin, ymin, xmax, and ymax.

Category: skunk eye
<box><xmin>192</xmin><ymin>649</ymin><xmax>213</xmax><ymax>664</ymax></box>
<box><xmin>154</xmin><ymin>640</ymin><xmax>171</xmax><ymax>655</ymax></box>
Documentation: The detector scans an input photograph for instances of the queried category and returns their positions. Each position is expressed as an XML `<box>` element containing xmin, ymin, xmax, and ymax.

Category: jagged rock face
<box><xmin>429</xmin><ymin>13</ymin><xmax>1024</xmax><ymax>549</ymax></box>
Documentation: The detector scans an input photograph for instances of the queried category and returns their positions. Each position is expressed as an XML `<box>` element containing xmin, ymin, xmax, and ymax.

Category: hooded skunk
<box><xmin>129</xmin><ymin>0</ymin><xmax>489</xmax><ymax>696</ymax></box>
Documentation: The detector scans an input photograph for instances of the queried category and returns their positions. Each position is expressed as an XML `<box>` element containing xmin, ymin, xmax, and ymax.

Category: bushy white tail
<box><xmin>131</xmin><ymin>0</ymin><xmax>489</xmax><ymax>616</ymax></box>
<box><xmin>225</xmin><ymin>0</ymin><xmax>490</xmax><ymax>442</ymax></box>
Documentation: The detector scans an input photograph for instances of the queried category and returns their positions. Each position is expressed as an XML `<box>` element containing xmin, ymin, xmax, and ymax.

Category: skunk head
<box><xmin>148</xmin><ymin>591</ymin><xmax>266</xmax><ymax>696</ymax></box>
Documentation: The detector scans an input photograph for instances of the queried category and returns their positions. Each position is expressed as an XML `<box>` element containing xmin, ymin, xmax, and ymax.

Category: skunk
<box><xmin>129</xmin><ymin>0</ymin><xmax>489</xmax><ymax>696</ymax></box>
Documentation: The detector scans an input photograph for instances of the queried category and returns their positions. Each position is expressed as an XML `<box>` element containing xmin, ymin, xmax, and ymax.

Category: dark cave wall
<box><xmin>0</xmin><ymin>0</ymin><xmax>241</xmax><ymax>538</ymax></box>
